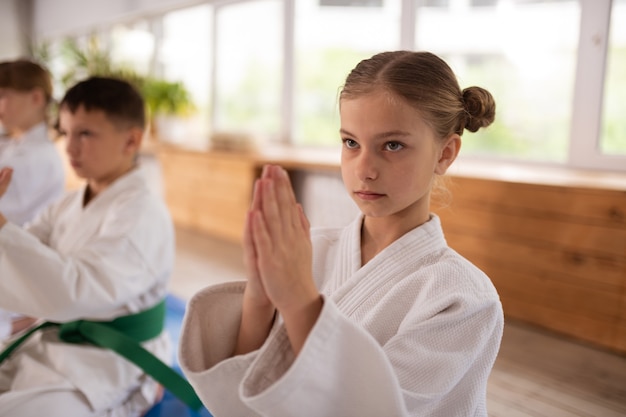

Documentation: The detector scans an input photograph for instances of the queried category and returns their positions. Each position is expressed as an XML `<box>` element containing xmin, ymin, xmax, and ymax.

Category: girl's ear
<box><xmin>434</xmin><ymin>134</ymin><xmax>461</xmax><ymax>175</ymax></box>
<box><xmin>31</xmin><ymin>88</ymin><xmax>46</xmax><ymax>108</ymax></box>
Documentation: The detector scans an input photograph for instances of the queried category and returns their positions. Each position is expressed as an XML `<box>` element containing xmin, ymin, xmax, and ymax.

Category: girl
<box><xmin>179</xmin><ymin>50</ymin><xmax>504</xmax><ymax>417</ymax></box>
<box><xmin>0</xmin><ymin>59</ymin><xmax>65</xmax><ymax>339</ymax></box>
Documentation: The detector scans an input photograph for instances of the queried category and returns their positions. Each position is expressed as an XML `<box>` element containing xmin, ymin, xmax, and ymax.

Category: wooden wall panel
<box><xmin>158</xmin><ymin>149</ymin><xmax>256</xmax><ymax>244</ymax></box>
<box><xmin>443</xmin><ymin>232</ymin><xmax>624</xmax><ymax>292</ymax></box>
<box><xmin>156</xmin><ymin>146</ymin><xmax>626</xmax><ymax>354</ymax></box>
<box><xmin>615</xmin><ymin>315</ymin><xmax>626</xmax><ymax>352</ymax></box>
<box><xmin>435</xmin><ymin>176</ymin><xmax>626</xmax><ymax>354</ymax></box>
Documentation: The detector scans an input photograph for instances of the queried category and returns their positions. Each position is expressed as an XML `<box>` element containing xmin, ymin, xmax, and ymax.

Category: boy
<box><xmin>0</xmin><ymin>77</ymin><xmax>184</xmax><ymax>416</ymax></box>
<box><xmin>0</xmin><ymin>59</ymin><xmax>65</xmax><ymax>339</ymax></box>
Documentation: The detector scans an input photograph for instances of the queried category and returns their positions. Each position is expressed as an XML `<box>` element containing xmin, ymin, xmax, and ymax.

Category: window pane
<box><xmin>214</xmin><ymin>0</ymin><xmax>282</xmax><ymax>142</ymax></box>
<box><xmin>600</xmin><ymin>0</ymin><xmax>626</xmax><ymax>156</ymax></box>
<box><xmin>416</xmin><ymin>0</ymin><xmax>580</xmax><ymax>163</ymax></box>
<box><xmin>110</xmin><ymin>20</ymin><xmax>155</xmax><ymax>76</ymax></box>
<box><xmin>159</xmin><ymin>5</ymin><xmax>213</xmax><ymax>148</ymax></box>
<box><xmin>293</xmin><ymin>0</ymin><xmax>400</xmax><ymax>146</ymax></box>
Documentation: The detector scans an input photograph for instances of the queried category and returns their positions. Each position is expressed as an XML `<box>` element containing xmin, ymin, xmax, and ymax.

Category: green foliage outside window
<box><xmin>294</xmin><ymin>48</ymin><xmax>375</xmax><ymax>147</ymax></box>
<box><xmin>32</xmin><ymin>37</ymin><xmax>195</xmax><ymax>120</ymax></box>
<box><xmin>217</xmin><ymin>56</ymin><xmax>281</xmax><ymax>136</ymax></box>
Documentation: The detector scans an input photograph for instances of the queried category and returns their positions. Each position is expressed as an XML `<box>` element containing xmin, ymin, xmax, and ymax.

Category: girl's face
<box><xmin>340</xmin><ymin>90</ymin><xmax>459</xmax><ymax>229</ymax></box>
<box><xmin>0</xmin><ymin>88</ymin><xmax>40</xmax><ymax>137</ymax></box>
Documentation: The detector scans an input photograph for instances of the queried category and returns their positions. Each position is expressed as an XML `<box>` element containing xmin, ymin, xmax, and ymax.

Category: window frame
<box><xmin>568</xmin><ymin>0</ymin><xmax>625</xmax><ymax>171</ymax></box>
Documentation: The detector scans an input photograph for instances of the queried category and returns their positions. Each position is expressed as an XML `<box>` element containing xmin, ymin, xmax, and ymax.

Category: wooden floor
<box><xmin>169</xmin><ymin>226</ymin><xmax>626</xmax><ymax>417</ymax></box>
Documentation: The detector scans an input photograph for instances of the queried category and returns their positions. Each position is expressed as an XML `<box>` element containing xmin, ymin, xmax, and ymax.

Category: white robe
<box><xmin>0</xmin><ymin>168</ymin><xmax>174</xmax><ymax>416</ymax></box>
<box><xmin>0</xmin><ymin>122</ymin><xmax>65</xmax><ymax>340</ymax></box>
<box><xmin>179</xmin><ymin>214</ymin><xmax>504</xmax><ymax>417</ymax></box>
<box><xmin>0</xmin><ymin>122</ymin><xmax>65</xmax><ymax>226</ymax></box>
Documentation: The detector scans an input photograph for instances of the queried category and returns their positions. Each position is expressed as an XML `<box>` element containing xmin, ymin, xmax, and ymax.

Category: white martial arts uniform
<box><xmin>0</xmin><ymin>122</ymin><xmax>65</xmax><ymax>340</ymax></box>
<box><xmin>179</xmin><ymin>214</ymin><xmax>504</xmax><ymax>417</ymax></box>
<box><xmin>0</xmin><ymin>122</ymin><xmax>65</xmax><ymax>226</ymax></box>
<box><xmin>0</xmin><ymin>167</ymin><xmax>174</xmax><ymax>417</ymax></box>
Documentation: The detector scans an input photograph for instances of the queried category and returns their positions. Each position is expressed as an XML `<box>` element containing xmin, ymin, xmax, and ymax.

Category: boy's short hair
<box><xmin>0</xmin><ymin>59</ymin><xmax>53</xmax><ymax>103</ymax></box>
<box><xmin>59</xmin><ymin>76</ymin><xmax>146</xmax><ymax>129</ymax></box>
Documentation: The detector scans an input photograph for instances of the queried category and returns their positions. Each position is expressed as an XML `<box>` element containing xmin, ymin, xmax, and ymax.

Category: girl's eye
<box><xmin>342</xmin><ymin>138</ymin><xmax>359</xmax><ymax>149</ymax></box>
<box><xmin>385</xmin><ymin>141</ymin><xmax>404</xmax><ymax>152</ymax></box>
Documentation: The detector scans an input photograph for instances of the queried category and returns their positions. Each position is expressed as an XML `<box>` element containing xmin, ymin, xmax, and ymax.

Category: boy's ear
<box><xmin>124</xmin><ymin>127</ymin><xmax>144</xmax><ymax>154</ymax></box>
<box><xmin>434</xmin><ymin>134</ymin><xmax>461</xmax><ymax>175</ymax></box>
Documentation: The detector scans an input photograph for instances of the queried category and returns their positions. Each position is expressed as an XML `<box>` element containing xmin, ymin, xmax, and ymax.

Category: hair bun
<box><xmin>462</xmin><ymin>86</ymin><xmax>496</xmax><ymax>132</ymax></box>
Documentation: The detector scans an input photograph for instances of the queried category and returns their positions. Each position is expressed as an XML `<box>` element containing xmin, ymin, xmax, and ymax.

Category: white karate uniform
<box><xmin>0</xmin><ymin>122</ymin><xmax>65</xmax><ymax>226</ymax></box>
<box><xmin>179</xmin><ymin>214</ymin><xmax>504</xmax><ymax>417</ymax></box>
<box><xmin>0</xmin><ymin>167</ymin><xmax>174</xmax><ymax>417</ymax></box>
<box><xmin>0</xmin><ymin>122</ymin><xmax>65</xmax><ymax>340</ymax></box>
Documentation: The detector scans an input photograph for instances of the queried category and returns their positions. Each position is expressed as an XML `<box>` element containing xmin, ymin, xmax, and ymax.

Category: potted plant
<box><xmin>32</xmin><ymin>36</ymin><xmax>195</xmax><ymax>144</ymax></box>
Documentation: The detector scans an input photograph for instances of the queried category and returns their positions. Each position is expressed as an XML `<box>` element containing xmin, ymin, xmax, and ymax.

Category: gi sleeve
<box><xmin>178</xmin><ymin>281</ymin><xmax>263</xmax><ymax>417</ymax></box>
<box><xmin>240</xmin><ymin>293</ymin><xmax>502</xmax><ymax>417</ymax></box>
<box><xmin>0</xmin><ymin>198</ymin><xmax>173</xmax><ymax>321</ymax></box>
<box><xmin>240</xmin><ymin>297</ymin><xmax>408</xmax><ymax>416</ymax></box>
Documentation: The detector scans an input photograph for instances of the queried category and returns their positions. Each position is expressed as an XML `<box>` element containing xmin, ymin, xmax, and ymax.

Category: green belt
<box><xmin>0</xmin><ymin>300</ymin><xmax>202</xmax><ymax>411</ymax></box>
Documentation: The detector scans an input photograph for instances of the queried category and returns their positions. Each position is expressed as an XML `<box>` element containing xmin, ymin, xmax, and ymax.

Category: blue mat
<box><xmin>144</xmin><ymin>294</ymin><xmax>213</xmax><ymax>417</ymax></box>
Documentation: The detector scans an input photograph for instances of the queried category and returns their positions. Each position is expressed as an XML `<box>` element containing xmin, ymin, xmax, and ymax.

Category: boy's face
<box><xmin>0</xmin><ymin>88</ymin><xmax>41</xmax><ymax>137</ymax></box>
<box><xmin>58</xmin><ymin>105</ymin><xmax>142</xmax><ymax>184</ymax></box>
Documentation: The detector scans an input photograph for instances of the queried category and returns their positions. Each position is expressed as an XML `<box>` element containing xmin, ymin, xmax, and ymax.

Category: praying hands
<box><xmin>235</xmin><ymin>164</ymin><xmax>322</xmax><ymax>356</ymax></box>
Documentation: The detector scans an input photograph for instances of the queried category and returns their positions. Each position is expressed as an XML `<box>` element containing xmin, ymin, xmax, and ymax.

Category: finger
<box><xmin>273</xmin><ymin>167</ymin><xmax>294</xmax><ymax>201</ymax></box>
<box><xmin>250</xmin><ymin>179</ymin><xmax>262</xmax><ymax>212</ymax></box>
<box><xmin>261</xmin><ymin>164</ymin><xmax>272</xmax><ymax>180</ymax></box>
<box><xmin>259</xmin><ymin>178</ymin><xmax>283</xmax><ymax>241</ymax></box>
<box><xmin>278</xmin><ymin>167</ymin><xmax>297</xmax><ymax>205</ymax></box>
<box><xmin>297</xmin><ymin>204</ymin><xmax>311</xmax><ymax>239</ymax></box>
<box><xmin>251</xmin><ymin>209</ymin><xmax>273</xmax><ymax>266</ymax></box>
<box><xmin>274</xmin><ymin>168</ymin><xmax>301</xmax><ymax>230</ymax></box>
<box><xmin>243</xmin><ymin>210</ymin><xmax>259</xmax><ymax>275</ymax></box>
<box><xmin>244</xmin><ymin>182</ymin><xmax>261</xmax><ymax>278</ymax></box>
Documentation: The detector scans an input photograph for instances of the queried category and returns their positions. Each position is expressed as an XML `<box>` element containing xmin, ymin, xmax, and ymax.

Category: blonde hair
<box><xmin>0</xmin><ymin>59</ymin><xmax>53</xmax><ymax>103</ymax></box>
<box><xmin>340</xmin><ymin>51</ymin><xmax>495</xmax><ymax>140</ymax></box>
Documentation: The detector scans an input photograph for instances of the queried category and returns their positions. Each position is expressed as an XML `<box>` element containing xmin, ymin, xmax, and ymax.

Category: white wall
<box><xmin>32</xmin><ymin>0</ymin><xmax>206</xmax><ymax>40</ymax></box>
<box><xmin>0</xmin><ymin>0</ymin><xmax>28</xmax><ymax>59</ymax></box>
<box><xmin>291</xmin><ymin>170</ymin><xmax>358</xmax><ymax>229</ymax></box>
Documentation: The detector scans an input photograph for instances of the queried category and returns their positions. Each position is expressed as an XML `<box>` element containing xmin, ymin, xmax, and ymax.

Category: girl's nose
<box><xmin>355</xmin><ymin>149</ymin><xmax>378</xmax><ymax>182</ymax></box>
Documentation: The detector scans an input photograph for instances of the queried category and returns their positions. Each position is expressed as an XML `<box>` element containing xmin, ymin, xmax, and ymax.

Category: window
<box><xmin>293</xmin><ymin>0</ymin><xmax>400</xmax><ymax>146</ymax></box>
<box><xmin>158</xmin><ymin>5</ymin><xmax>213</xmax><ymax>147</ymax></box>
<box><xmin>600</xmin><ymin>0</ymin><xmax>626</xmax><ymax>157</ymax></box>
<box><xmin>213</xmin><ymin>0</ymin><xmax>283</xmax><ymax>143</ymax></box>
<box><xmin>110</xmin><ymin>20</ymin><xmax>155</xmax><ymax>76</ymax></box>
<box><xmin>416</xmin><ymin>0</ymin><xmax>580</xmax><ymax>163</ymax></box>
<box><xmin>35</xmin><ymin>0</ymin><xmax>625</xmax><ymax>173</ymax></box>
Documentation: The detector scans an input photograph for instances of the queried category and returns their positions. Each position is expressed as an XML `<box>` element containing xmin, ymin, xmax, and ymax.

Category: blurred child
<box><xmin>0</xmin><ymin>59</ymin><xmax>64</xmax><ymax>225</ymax></box>
<box><xmin>0</xmin><ymin>77</ymin><xmax>184</xmax><ymax>416</ymax></box>
<box><xmin>179</xmin><ymin>51</ymin><xmax>503</xmax><ymax>417</ymax></box>
<box><xmin>0</xmin><ymin>59</ymin><xmax>65</xmax><ymax>339</ymax></box>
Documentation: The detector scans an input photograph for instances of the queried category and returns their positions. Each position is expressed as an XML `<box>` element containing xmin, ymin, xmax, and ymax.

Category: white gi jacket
<box><xmin>0</xmin><ymin>167</ymin><xmax>174</xmax><ymax>414</ymax></box>
<box><xmin>0</xmin><ymin>123</ymin><xmax>65</xmax><ymax>340</ymax></box>
<box><xmin>179</xmin><ymin>214</ymin><xmax>504</xmax><ymax>417</ymax></box>
<box><xmin>0</xmin><ymin>122</ymin><xmax>65</xmax><ymax>226</ymax></box>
